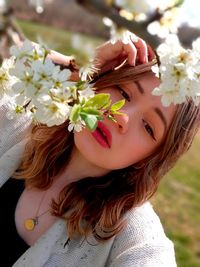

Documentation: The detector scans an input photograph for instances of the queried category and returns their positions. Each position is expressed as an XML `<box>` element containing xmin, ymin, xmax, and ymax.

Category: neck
<box><xmin>53</xmin><ymin>147</ymin><xmax>109</xmax><ymax>188</ymax></box>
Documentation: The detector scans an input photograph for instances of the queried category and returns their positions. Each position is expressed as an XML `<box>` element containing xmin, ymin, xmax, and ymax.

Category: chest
<box><xmin>15</xmin><ymin>186</ymin><xmax>59</xmax><ymax>246</ymax></box>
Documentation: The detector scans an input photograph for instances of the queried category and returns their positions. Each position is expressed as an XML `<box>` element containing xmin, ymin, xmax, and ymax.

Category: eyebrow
<box><xmin>154</xmin><ymin>108</ymin><xmax>167</xmax><ymax>130</ymax></box>
<box><xmin>135</xmin><ymin>81</ymin><xmax>167</xmax><ymax>131</ymax></box>
<box><xmin>135</xmin><ymin>81</ymin><xmax>144</xmax><ymax>94</ymax></box>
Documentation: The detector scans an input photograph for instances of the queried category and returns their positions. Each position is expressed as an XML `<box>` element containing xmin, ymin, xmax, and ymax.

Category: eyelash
<box><xmin>143</xmin><ymin>120</ymin><xmax>156</xmax><ymax>141</ymax></box>
<box><xmin>116</xmin><ymin>85</ymin><xmax>156</xmax><ymax>141</ymax></box>
<box><xmin>116</xmin><ymin>85</ymin><xmax>131</xmax><ymax>102</ymax></box>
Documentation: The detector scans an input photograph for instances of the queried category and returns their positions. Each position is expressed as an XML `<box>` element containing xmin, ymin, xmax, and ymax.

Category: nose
<box><xmin>114</xmin><ymin>113</ymin><xmax>129</xmax><ymax>134</ymax></box>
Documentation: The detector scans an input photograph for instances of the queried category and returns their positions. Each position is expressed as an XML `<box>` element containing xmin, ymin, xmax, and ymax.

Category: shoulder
<box><xmin>122</xmin><ymin>201</ymin><xmax>168</xmax><ymax>242</ymax></box>
<box><xmin>107</xmin><ymin>202</ymin><xmax>177</xmax><ymax>267</ymax></box>
<box><xmin>0</xmin><ymin>96</ymin><xmax>32</xmax><ymax>187</ymax></box>
<box><xmin>0</xmin><ymin>96</ymin><xmax>32</xmax><ymax>136</ymax></box>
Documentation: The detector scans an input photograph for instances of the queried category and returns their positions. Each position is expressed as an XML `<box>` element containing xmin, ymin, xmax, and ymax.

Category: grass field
<box><xmin>17</xmin><ymin>19</ymin><xmax>200</xmax><ymax>267</ymax></box>
<box><xmin>152</xmin><ymin>135</ymin><xmax>200</xmax><ymax>267</ymax></box>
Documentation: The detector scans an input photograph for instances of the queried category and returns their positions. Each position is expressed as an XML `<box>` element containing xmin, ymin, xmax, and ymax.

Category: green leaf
<box><xmin>107</xmin><ymin>114</ymin><xmax>117</xmax><ymax>123</ymax></box>
<box><xmin>110</xmin><ymin>99</ymin><xmax>125</xmax><ymax>111</ymax></box>
<box><xmin>76</xmin><ymin>80</ymin><xmax>86</xmax><ymax>90</ymax></box>
<box><xmin>69</xmin><ymin>104</ymin><xmax>81</xmax><ymax>122</ymax></box>
<box><xmin>84</xmin><ymin>93</ymin><xmax>110</xmax><ymax>109</ymax></box>
<box><xmin>80</xmin><ymin>113</ymin><xmax>98</xmax><ymax>131</ymax></box>
<box><xmin>101</xmin><ymin>99</ymin><xmax>112</xmax><ymax>110</ymax></box>
<box><xmin>174</xmin><ymin>0</ymin><xmax>184</xmax><ymax>8</ymax></box>
<box><xmin>70</xmin><ymin>86</ymin><xmax>78</xmax><ymax>100</ymax></box>
<box><xmin>43</xmin><ymin>47</ymin><xmax>50</xmax><ymax>63</ymax></box>
<box><xmin>80</xmin><ymin>111</ymin><xmax>102</xmax><ymax>121</ymax></box>
<box><xmin>110</xmin><ymin>110</ymin><xmax>126</xmax><ymax>116</ymax></box>
<box><xmin>81</xmin><ymin>107</ymin><xmax>102</xmax><ymax>116</ymax></box>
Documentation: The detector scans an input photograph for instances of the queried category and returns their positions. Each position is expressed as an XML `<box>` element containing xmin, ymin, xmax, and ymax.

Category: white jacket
<box><xmin>0</xmin><ymin>97</ymin><xmax>177</xmax><ymax>267</ymax></box>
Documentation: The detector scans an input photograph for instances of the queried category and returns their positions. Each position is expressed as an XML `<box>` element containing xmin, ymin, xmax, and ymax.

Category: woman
<box><xmin>0</xmin><ymin>35</ymin><xmax>199</xmax><ymax>266</ymax></box>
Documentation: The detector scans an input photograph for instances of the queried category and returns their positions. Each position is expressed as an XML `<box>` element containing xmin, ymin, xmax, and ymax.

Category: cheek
<box><xmin>97</xmin><ymin>87</ymin><xmax>121</xmax><ymax>103</ymax></box>
<box><xmin>73</xmin><ymin>122</ymin><xmax>158</xmax><ymax>171</ymax></box>
<box><xmin>120</xmin><ymin>129</ymin><xmax>158</xmax><ymax>167</ymax></box>
<box><xmin>74</xmin><ymin>129</ymin><xmax>92</xmax><ymax>155</ymax></box>
<box><xmin>73</xmin><ymin>129</ymin><xmax>108</xmax><ymax>168</ymax></box>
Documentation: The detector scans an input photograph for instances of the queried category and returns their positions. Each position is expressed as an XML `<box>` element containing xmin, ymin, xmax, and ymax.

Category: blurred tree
<box><xmin>1</xmin><ymin>0</ymin><xmax>200</xmax><ymax>60</ymax></box>
<box><xmin>0</xmin><ymin>1</ymin><xmax>24</xmax><ymax>62</ymax></box>
<box><xmin>76</xmin><ymin>0</ymin><xmax>161</xmax><ymax>46</ymax></box>
<box><xmin>76</xmin><ymin>0</ymin><xmax>200</xmax><ymax>48</ymax></box>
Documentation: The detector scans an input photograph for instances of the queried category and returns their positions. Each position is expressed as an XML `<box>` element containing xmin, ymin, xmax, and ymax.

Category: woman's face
<box><xmin>74</xmin><ymin>72</ymin><xmax>177</xmax><ymax>171</ymax></box>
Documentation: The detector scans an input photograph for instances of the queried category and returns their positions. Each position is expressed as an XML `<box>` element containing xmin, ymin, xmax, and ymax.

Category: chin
<box><xmin>74</xmin><ymin>131</ymin><xmax>117</xmax><ymax>171</ymax></box>
<box><xmin>74</xmin><ymin>129</ymin><xmax>136</xmax><ymax>171</ymax></box>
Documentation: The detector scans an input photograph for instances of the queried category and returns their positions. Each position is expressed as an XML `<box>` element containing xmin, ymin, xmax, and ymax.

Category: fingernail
<box><xmin>131</xmin><ymin>58</ymin><xmax>135</xmax><ymax>66</ymax></box>
<box><xmin>143</xmin><ymin>56</ymin><xmax>148</xmax><ymax>63</ymax></box>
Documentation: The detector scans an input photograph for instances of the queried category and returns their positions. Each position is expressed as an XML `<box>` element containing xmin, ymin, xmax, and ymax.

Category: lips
<box><xmin>91</xmin><ymin>121</ymin><xmax>112</xmax><ymax>148</ymax></box>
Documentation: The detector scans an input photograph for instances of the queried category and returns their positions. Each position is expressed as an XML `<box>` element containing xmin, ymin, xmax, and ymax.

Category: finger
<box><xmin>48</xmin><ymin>50</ymin><xmax>74</xmax><ymax>66</ymax></box>
<box><xmin>131</xmin><ymin>37</ymin><xmax>148</xmax><ymax>64</ymax></box>
<box><xmin>123</xmin><ymin>41</ymin><xmax>138</xmax><ymax>66</ymax></box>
<box><xmin>147</xmin><ymin>44</ymin><xmax>156</xmax><ymax>61</ymax></box>
<box><xmin>100</xmin><ymin>54</ymin><xmax>127</xmax><ymax>73</ymax></box>
<box><xmin>94</xmin><ymin>41</ymin><xmax>122</xmax><ymax>68</ymax></box>
<box><xmin>94</xmin><ymin>40</ymin><xmax>130</xmax><ymax>69</ymax></box>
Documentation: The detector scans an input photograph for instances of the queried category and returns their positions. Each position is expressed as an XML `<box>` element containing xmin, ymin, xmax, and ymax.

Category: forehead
<box><xmin>139</xmin><ymin>71</ymin><xmax>160</xmax><ymax>93</ymax></box>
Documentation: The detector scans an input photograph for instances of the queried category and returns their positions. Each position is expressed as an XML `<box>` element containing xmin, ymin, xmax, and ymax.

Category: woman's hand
<box><xmin>93</xmin><ymin>34</ymin><xmax>156</xmax><ymax>74</ymax></box>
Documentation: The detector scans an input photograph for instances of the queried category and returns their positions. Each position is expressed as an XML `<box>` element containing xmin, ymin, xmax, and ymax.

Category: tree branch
<box><xmin>76</xmin><ymin>0</ymin><xmax>161</xmax><ymax>47</ymax></box>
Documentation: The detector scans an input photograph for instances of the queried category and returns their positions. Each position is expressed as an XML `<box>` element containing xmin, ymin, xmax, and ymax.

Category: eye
<box><xmin>142</xmin><ymin>120</ymin><xmax>156</xmax><ymax>141</ymax></box>
<box><xmin>115</xmin><ymin>85</ymin><xmax>131</xmax><ymax>102</ymax></box>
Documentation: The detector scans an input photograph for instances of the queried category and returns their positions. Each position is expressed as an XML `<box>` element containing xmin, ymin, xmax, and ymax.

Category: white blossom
<box><xmin>147</xmin><ymin>9</ymin><xmax>180</xmax><ymax>38</ymax></box>
<box><xmin>115</xmin><ymin>0</ymin><xmax>151</xmax><ymax>14</ymax></box>
<box><xmin>32</xmin><ymin>58</ymin><xmax>54</xmax><ymax>81</ymax></box>
<box><xmin>0</xmin><ymin>57</ymin><xmax>16</xmax><ymax>97</ymax></box>
<box><xmin>9</xmin><ymin>62</ymin><xmax>37</xmax><ymax>97</ymax></box>
<box><xmin>29</xmin><ymin>43</ymin><xmax>47</xmax><ymax>61</ymax></box>
<box><xmin>5</xmin><ymin>100</ymin><xmax>26</xmax><ymax>120</ymax></box>
<box><xmin>68</xmin><ymin>119</ymin><xmax>84</xmax><ymax>132</ymax></box>
<box><xmin>110</xmin><ymin>25</ymin><xmax>132</xmax><ymax>45</ymax></box>
<box><xmin>78</xmin><ymin>84</ymin><xmax>95</xmax><ymax>102</ymax></box>
<box><xmin>51</xmin><ymin>68</ymin><xmax>72</xmax><ymax>89</ymax></box>
<box><xmin>34</xmin><ymin>100</ymin><xmax>71</xmax><ymax>127</ymax></box>
<box><xmin>10</xmin><ymin>40</ymin><xmax>34</xmax><ymax>60</ymax></box>
<box><xmin>49</xmin><ymin>85</ymin><xmax>73</xmax><ymax>103</ymax></box>
<box><xmin>152</xmin><ymin>34</ymin><xmax>200</xmax><ymax>106</ymax></box>
<box><xmin>0</xmin><ymin>40</ymin><xmax>113</xmax><ymax>132</ymax></box>
<box><xmin>191</xmin><ymin>37</ymin><xmax>200</xmax><ymax>62</ymax></box>
<box><xmin>71</xmin><ymin>34</ymin><xmax>95</xmax><ymax>61</ymax></box>
<box><xmin>114</xmin><ymin>0</ymin><xmax>174</xmax><ymax>14</ymax></box>
<box><xmin>79</xmin><ymin>64</ymin><xmax>98</xmax><ymax>82</ymax></box>
<box><xmin>151</xmin><ymin>65</ymin><xmax>160</xmax><ymax>78</ymax></box>
<box><xmin>104</xmin><ymin>18</ymin><xmax>139</xmax><ymax>45</ymax></box>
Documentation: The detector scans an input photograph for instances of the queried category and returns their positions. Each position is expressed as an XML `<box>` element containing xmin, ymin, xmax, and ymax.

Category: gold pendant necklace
<box><xmin>24</xmin><ymin>190</ymin><xmax>50</xmax><ymax>231</ymax></box>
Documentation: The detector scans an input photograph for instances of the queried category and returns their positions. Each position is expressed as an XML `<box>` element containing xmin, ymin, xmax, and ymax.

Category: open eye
<box><xmin>142</xmin><ymin>120</ymin><xmax>156</xmax><ymax>141</ymax></box>
<box><xmin>115</xmin><ymin>85</ymin><xmax>131</xmax><ymax>102</ymax></box>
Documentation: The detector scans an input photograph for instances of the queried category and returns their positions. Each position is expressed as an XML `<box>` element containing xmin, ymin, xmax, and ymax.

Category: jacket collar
<box><xmin>13</xmin><ymin>219</ymin><xmax>66</xmax><ymax>267</ymax></box>
<box><xmin>0</xmin><ymin>139</ymin><xmax>28</xmax><ymax>188</ymax></box>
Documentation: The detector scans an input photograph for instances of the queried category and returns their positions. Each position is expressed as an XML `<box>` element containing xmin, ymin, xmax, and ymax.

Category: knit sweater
<box><xmin>0</xmin><ymin>96</ymin><xmax>177</xmax><ymax>267</ymax></box>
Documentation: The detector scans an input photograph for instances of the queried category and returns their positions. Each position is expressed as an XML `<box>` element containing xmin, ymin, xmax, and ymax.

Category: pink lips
<box><xmin>91</xmin><ymin>121</ymin><xmax>112</xmax><ymax>148</ymax></box>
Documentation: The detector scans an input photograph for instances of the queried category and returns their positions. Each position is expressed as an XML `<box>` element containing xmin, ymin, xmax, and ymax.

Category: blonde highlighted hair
<box><xmin>13</xmin><ymin>63</ymin><xmax>200</xmax><ymax>241</ymax></box>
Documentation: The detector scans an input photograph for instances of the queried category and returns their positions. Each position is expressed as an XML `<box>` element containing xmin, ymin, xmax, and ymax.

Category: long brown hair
<box><xmin>13</xmin><ymin>63</ymin><xmax>200</xmax><ymax>241</ymax></box>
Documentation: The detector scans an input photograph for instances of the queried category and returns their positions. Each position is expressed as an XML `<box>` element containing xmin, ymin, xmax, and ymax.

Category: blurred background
<box><xmin>0</xmin><ymin>0</ymin><xmax>199</xmax><ymax>266</ymax></box>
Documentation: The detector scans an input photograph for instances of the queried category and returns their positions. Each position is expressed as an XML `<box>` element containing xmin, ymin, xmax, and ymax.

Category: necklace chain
<box><xmin>24</xmin><ymin>190</ymin><xmax>51</xmax><ymax>231</ymax></box>
<box><xmin>35</xmin><ymin>190</ymin><xmax>49</xmax><ymax>217</ymax></box>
